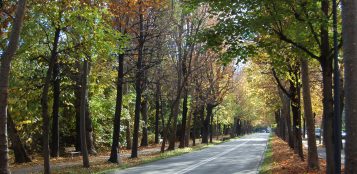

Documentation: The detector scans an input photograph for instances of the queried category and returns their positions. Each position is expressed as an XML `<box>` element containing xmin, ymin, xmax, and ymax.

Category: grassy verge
<box><xmin>50</xmin><ymin>138</ymin><xmax>234</xmax><ymax>174</ymax></box>
<box><xmin>259</xmin><ymin>134</ymin><xmax>273</xmax><ymax>174</ymax></box>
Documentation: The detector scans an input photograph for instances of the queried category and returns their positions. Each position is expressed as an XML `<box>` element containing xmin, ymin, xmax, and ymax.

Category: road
<box><xmin>107</xmin><ymin>133</ymin><xmax>269</xmax><ymax>174</ymax></box>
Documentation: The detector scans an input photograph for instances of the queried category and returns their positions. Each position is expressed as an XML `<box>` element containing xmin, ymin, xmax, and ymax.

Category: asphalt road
<box><xmin>107</xmin><ymin>133</ymin><xmax>269</xmax><ymax>174</ymax></box>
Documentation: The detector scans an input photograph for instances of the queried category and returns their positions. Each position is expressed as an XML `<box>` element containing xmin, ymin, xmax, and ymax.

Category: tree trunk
<box><xmin>41</xmin><ymin>27</ymin><xmax>61</xmax><ymax>174</ymax></box>
<box><xmin>154</xmin><ymin>82</ymin><xmax>160</xmax><ymax>144</ymax></box>
<box><xmin>185</xmin><ymin>108</ymin><xmax>192</xmax><ymax>147</ymax></box>
<box><xmin>74</xmin><ymin>62</ymin><xmax>82</xmax><ymax>152</ymax></box>
<box><xmin>210</xmin><ymin>110</ymin><xmax>214</xmax><ymax>143</ymax></box>
<box><xmin>125</xmin><ymin>120</ymin><xmax>131</xmax><ymax>150</ymax></box>
<box><xmin>0</xmin><ymin>0</ymin><xmax>26</xmax><ymax>173</ymax></box>
<box><xmin>80</xmin><ymin>59</ymin><xmax>90</xmax><ymax>168</ymax></box>
<box><xmin>7</xmin><ymin>112</ymin><xmax>31</xmax><ymax>163</ymax></box>
<box><xmin>131</xmin><ymin>1</ymin><xmax>144</xmax><ymax>158</ymax></box>
<box><xmin>192</xmin><ymin>107</ymin><xmax>198</xmax><ymax>146</ymax></box>
<box><xmin>140</xmin><ymin>99</ymin><xmax>148</xmax><ymax>147</ymax></box>
<box><xmin>108</xmin><ymin>54</ymin><xmax>124</xmax><ymax>163</ymax></box>
<box><xmin>179</xmin><ymin>90</ymin><xmax>188</xmax><ymax>148</ymax></box>
<box><xmin>50</xmin><ymin>54</ymin><xmax>60</xmax><ymax>158</ymax></box>
<box><xmin>290</xmin><ymin>81</ymin><xmax>304</xmax><ymax>160</ymax></box>
<box><xmin>342</xmin><ymin>1</ymin><xmax>357</xmax><ymax>172</ymax></box>
<box><xmin>301</xmin><ymin>58</ymin><xmax>319</xmax><ymax>169</ymax></box>
<box><xmin>203</xmin><ymin>104</ymin><xmax>214</xmax><ymax>144</ymax></box>
<box><xmin>320</xmin><ymin>1</ymin><xmax>335</xmax><ymax>173</ymax></box>
<box><xmin>85</xmin><ymin>79</ymin><xmax>96</xmax><ymax>155</ymax></box>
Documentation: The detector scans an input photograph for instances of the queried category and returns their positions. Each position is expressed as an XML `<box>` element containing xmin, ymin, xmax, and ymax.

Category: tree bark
<box><xmin>131</xmin><ymin>0</ymin><xmax>144</xmax><ymax>158</ymax></box>
<box><xmin>85</xmin><ymin>78</ymin><xmax>96</xmax><ymax>155</ymax></box>
<box><xmin>203</xmin><ymin>104</ymin><xmax>214</xmax><ymax>143</ymax></box>
<box><xmin>192</xmin><ymin>107</ymin><xmax>198</xmax><ymax>146</ymax></box>
<box><xmin>50</xmin><ymin>53</ymin><xmax>60</xmax><ymax>158</ymax></box>
<box><xmin>74</xmin><ymin>62</ymin><xmax>82</xmax><ymax>152</ymax></box>
<box><xmin>154</xmin><ymin>82</ymin><xmax>160</xmax><ymax>144</ymax></box>
<box><xmin>290</xmin><ymin>80</ymin><xmax>304</xmax><ymax>160</ymax></box>
<box><xmin>301</xmin><ymin>58</ymin><xmax>319</xmax><ymax>169</ymax></box>
<box><xmin>7</xmin><ymin>112</ymin><xmax>31</xmax><ymax>163</ymax></box>
<box><xmin>185</xmin><ymin>108</ymin><xmax>192</xmax><ymax>147</ymax></box>
<box><xmin>0</xmin><ymin>0</ymin><xmax>26</xmax><ymax>173</ymax></box>
<box><xmin>320</xmin><ymin>1</ymin><xmax>335</xmax><ymax>173</ymax></box>
<box><xmin>125</xmin><ymin>120</ymin><xmax>131</xmax><ymax>150</ymax></box>
<box><xmin>108</xmin><ymin>54</ymin><xmax>124</xmax><ymax>163</ymax></box>
<box><xmin>179</xmin><ymin>90</ymin><xmax>188</xmax><ymax>148</ymax></box>
<box><xmin>80</xmin><ymin>59</ymin><xmax>90</xmax><ymax>168</ymax></box>
<box><xmin>41</xmin><ymin>26</ymin><xmax>61</xmax><ymax>174</ymax></box>
<box><xmin>342</xmin><ymin>1</ymin><xmax>357</xmax><ymax>172</ymax></box>
<box><xmin>140</xmin><ymin>99</ymin><xmax>148</xmax><ymax>147</ymax></box>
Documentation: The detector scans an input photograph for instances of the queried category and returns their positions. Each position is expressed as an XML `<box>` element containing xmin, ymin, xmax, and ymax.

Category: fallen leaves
<box><xmin>270</xmin><ymin>136</ymin><xmax>327</xmax><ymax>174</ymax></box>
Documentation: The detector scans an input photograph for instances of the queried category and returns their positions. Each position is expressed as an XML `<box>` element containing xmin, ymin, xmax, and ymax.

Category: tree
<box><xmin>342</xmin><ymin>0</ymin><xmax>357</xmax><ymax>172</ymax></box>
<box><xmin>300</xmin><ymin>58</ymin><xmax>319</xmax><ymax>169</ymax></box>
<box><xmin>0</xmin><ymin>0</ymin><xmax>26</xmax><ymax>173</ymax></box>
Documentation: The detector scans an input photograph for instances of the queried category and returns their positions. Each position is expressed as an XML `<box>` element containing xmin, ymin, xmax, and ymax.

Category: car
<box><xmin>315</xmin><ymin>128</ymin><xmax>321</xmax><ymax>138</ymax></box>
<box><xmin>341</xmin><ymin>131</ymin><xmax>346</xmax><ymax>139</ymax></box>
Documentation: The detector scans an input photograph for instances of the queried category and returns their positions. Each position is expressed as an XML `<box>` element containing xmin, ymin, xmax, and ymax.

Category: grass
<box><xmin>50</xmin><ymin>138</ymin><xmax>233</xmax><ymax>174</ymax></box>
<box><xmin>259</xmin><ymin>134</ymin><xmax>273</xmax><ymax>174</ymax></box>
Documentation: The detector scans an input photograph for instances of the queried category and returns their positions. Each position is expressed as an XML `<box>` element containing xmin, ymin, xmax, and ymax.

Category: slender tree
<box><xmin>80</xmin><ymin>59</ymin><xmax>90</xmax><ymax>168</ymax></box>
<box><xmin>342</xmin><ymin>0</ymin><xmax>357</xmax><ymax>172</ymax></box>
<box><xmin>301</xmin><ymin>58</ymin><xmax>319</xmax><ymax>170</ymax></box>
<box><xmin>108</xmin><ymin>54</ymin><xmax>124</xmax><ymax>163</ymax></box>
<box><xmin>0</xmin><ymin>1</ymin><xmax>26</xmax><ymax>173</ymax></box>
<box><xmin>131</xmin><ymin>0</ymin><xmax>144</xmax><ymax>158</ymax></box>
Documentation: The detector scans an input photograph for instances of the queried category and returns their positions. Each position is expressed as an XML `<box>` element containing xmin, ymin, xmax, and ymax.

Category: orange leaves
<box><xmin>271</xmin><ymin>136</ymin><xmax>327</xmax><ymax>174</ymax></box>
<box><xmin>108</xmin><ymin>0</ymin><xmax>168</xmax><ymax>32</ymax></box>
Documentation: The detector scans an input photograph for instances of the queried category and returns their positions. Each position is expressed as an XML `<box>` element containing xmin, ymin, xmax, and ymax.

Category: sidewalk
<box><xmin>302</xmin><ymin>139</ymin><xmax>345</xmax><ymax>164</ymax></box>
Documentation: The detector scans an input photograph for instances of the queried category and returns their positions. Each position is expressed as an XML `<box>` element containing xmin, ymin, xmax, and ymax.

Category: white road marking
<box><xmin>173</xmin><ymin>140</ymin><xmax>250</xmax><ymax>174</ymax></box>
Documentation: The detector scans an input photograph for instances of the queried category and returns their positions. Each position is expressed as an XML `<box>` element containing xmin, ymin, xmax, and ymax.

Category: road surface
<box><xmin>107</xmin><ymin>133</ymin><xmax>269</xmax><ymax>174</ymax></box>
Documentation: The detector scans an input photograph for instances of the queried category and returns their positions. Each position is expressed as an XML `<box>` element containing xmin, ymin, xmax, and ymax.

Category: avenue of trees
<box><xmin>1</xmin><ymin>0</ymin><xmax>260</xmax><ymax>173</ymax></box>
<box><xmin>1</xmin><ymin>0</ymin><xmax>357</xmax><ymax>174</ymax></box>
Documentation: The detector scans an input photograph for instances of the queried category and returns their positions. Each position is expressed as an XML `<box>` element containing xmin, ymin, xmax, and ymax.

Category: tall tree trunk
<box><xmin>74</xmin><ymin>62</ymin><xmax>82</xmax><ymax>152</ymax></box>
<box><xmin>302</xmin><ymin>117</ymin><xmax>306</xmax><ymax>139</ymax></box>
<box><xmin>185</xmin><ymin>108</ymin><xmax>192</xmax><ymax>147</ymax></box>
<box><xmin>285</xmin><ymin>97</ymin><xmax>293</xmax><ymax>148</ymax></box>
<box><xmin>80</xmin><ymin>59</ymin><xmax>90</xmax><ymax>168</ymax></box>
<box><xmin>131</xmin><ymin>1</ymin><xmax>144</xmax><ymax>158</ymax></box>
<box><xmin>168</xmin><ymin>9</ymin><xmax>185</xmax><ymax>151</ymax></box>
<box><xmin>0</xmin><ymin>0</ymin><xmax>26</xmax><ymax>173</ymax></box>
<box><xmin>192</xmin><ymin>107</ymin><xmax>198</xmax><ymax>146</ymax></box>
<box><xmin>140</xmin><ymin>99</ymin><xmax>148</xmax><ymax>147</ymax></box>
<box><xmin>210</xmin><ymin>110</ymin><xmax>214</xmax><ymax>143</ymax></box>
<box><xmin>41</xmin><ymin>27</ymin><xmax>61</xmax><ymax>174</ymax></box>
<box><xmin>125</xmin><ymin>120</ymin><xmax>131</xmax><ymax>150</ymax></box>
<box><xmin>290</xmin><ymin>81</ymin><xmax>304</xmax><ymax>160</ymax></box>
<box><xmin>108</xmin><ymin>54</ymin><xmax>124</xmax><ymax>163</ymax></box>
<box><xmin>203</xmin><ymin>104</ymin><xmax>214</xmax><ymax>144</ymax></box>
<box><xmin>179</xmin><ymin>90</ymin><xmax>188</xmax><ymax>148</ymax></box>
<box><xmin>342</xmin><ymin>1</ymin><xmax>357</xmax><ymax>172</ymax></box>
<box><xmin>7</xmin><ymin>112</ymin><xmax>31</xmax><ymax>163</ymax></box>
<box><xmin>320</xmin><ymin>1</ymin><xmax>335</xmax><ymax>173</ymax></box>
<box><xmin>154</xmin><ymin>82</ymin><xmax>160</xmax><ymax>144</ymax></box>
<box><xmin>301</xmin><ymin>58</ymin><xmax>319</xmax><ymax>170</ymax></box>
<box><xmin>85</xmin><ymin>77</ymin><xmax>96</xmax><ymax>155</ymax></box>
<box><xmin>51</xmin><ymin>55</ymin><xmax>60</xmax><ymax>158</ymax></box>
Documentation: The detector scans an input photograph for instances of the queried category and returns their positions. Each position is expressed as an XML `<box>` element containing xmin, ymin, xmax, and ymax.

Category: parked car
<box><xmin>315</xmin><ymin>128</ymin><xmax>321</xmax><ymax>138</ymax></box>
<box><xmin>341</xmin><ymin>131</ymin><xmax>346</xmax><ymax>139</ymax></box>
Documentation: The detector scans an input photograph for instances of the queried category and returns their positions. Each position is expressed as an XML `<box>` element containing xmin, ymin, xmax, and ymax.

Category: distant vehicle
<box><xmin>315</xmin><ymin>128</ymin><xmax>321</xmax><ymax>138</ymax></box>
<box><xmin>342</xmin><ymin>131</ymin><xmax>346</xmax><ymax>139</ymax></box>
